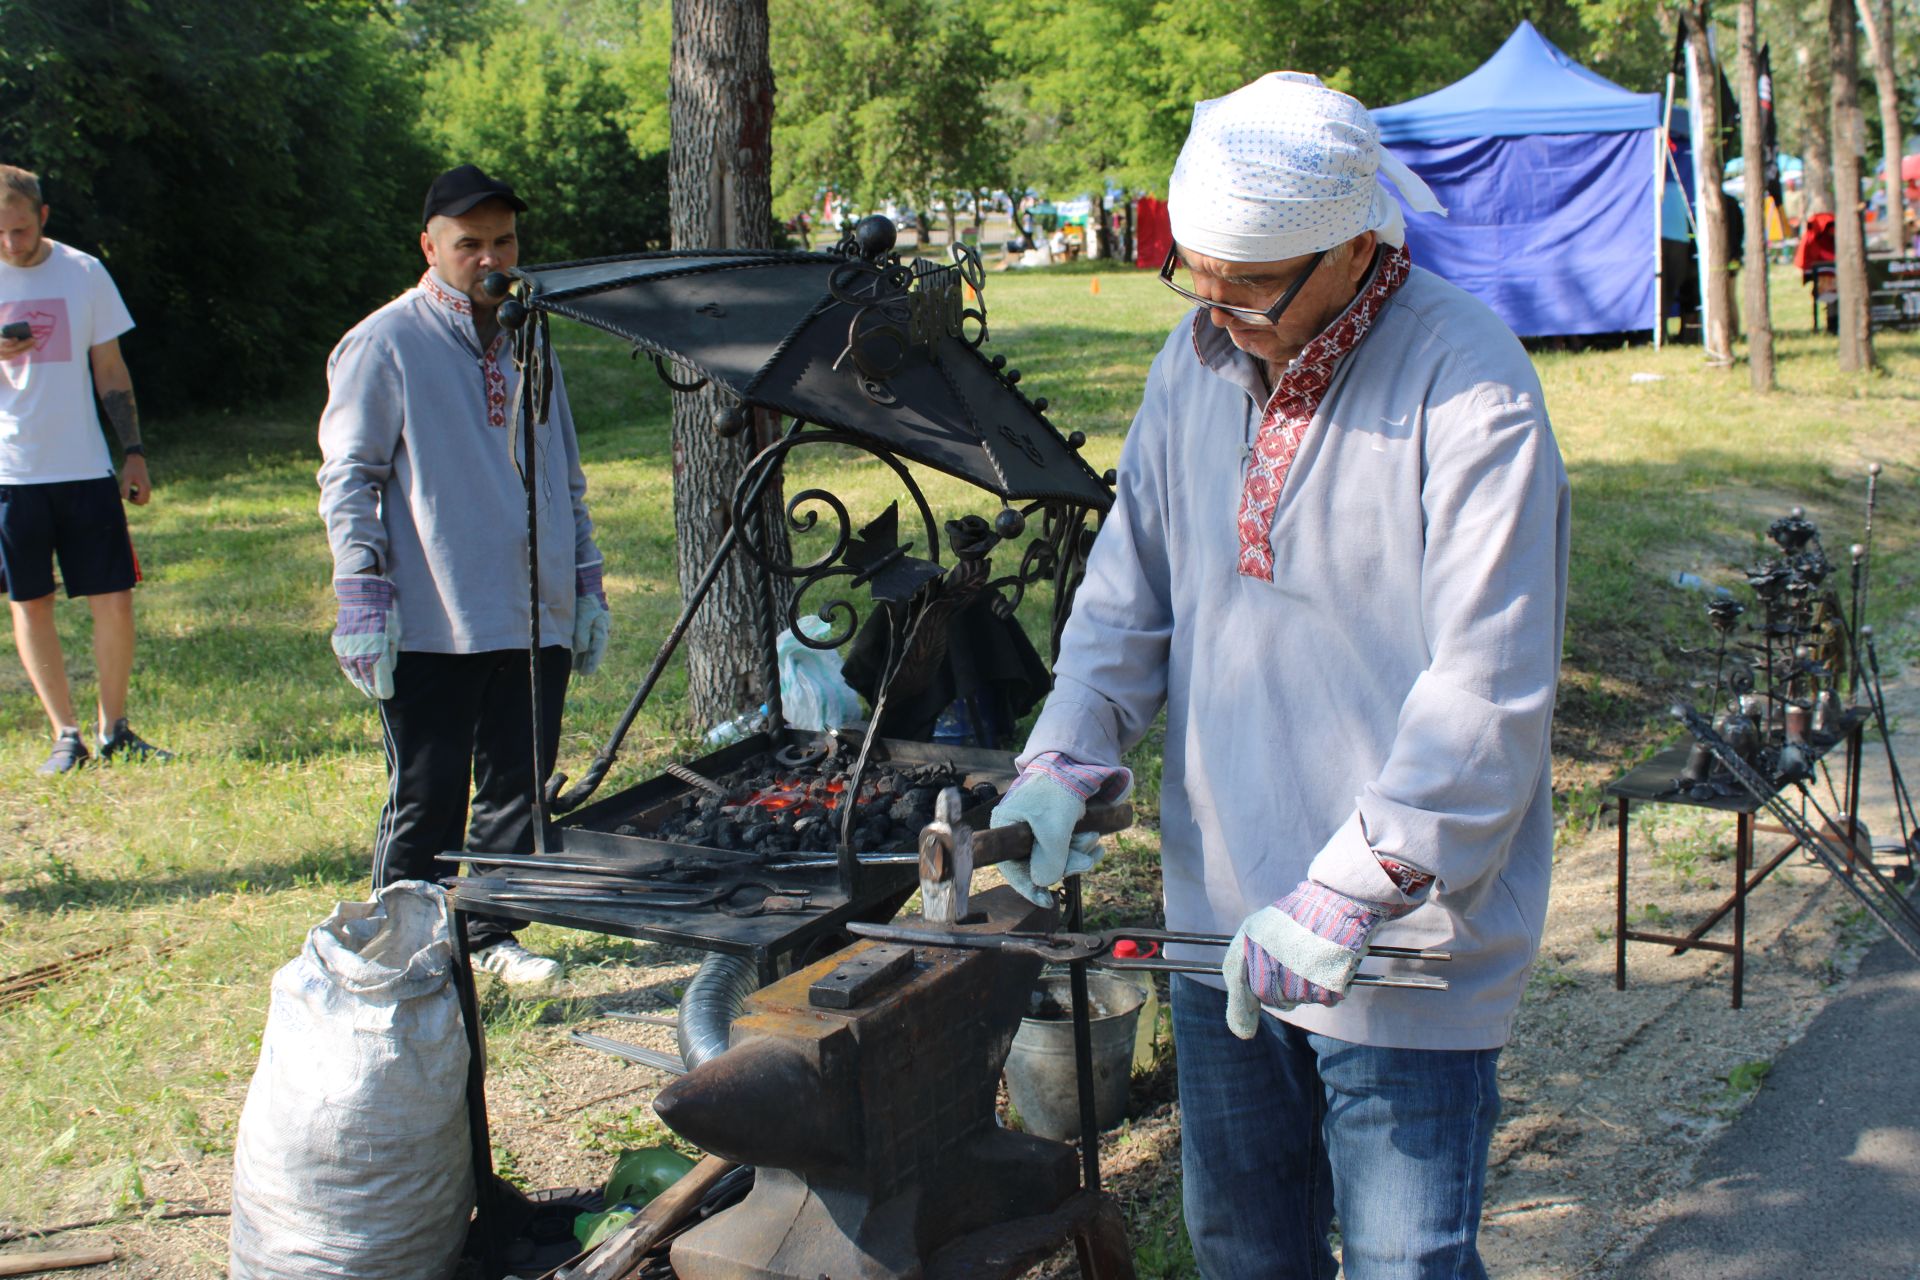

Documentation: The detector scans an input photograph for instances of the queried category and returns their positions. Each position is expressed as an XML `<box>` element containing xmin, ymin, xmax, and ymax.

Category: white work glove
<box><xmin>573</xmin><ymin>561</ymin><xmax>609</xmax><ymax>677</ymax></box>
<box><xmin>991</xmin><ymin>770</ymin><xmax>1099</xmax><ymax>908</ymax></box>
<box><xmin>1221</xmin><ymin>880</ymin><xmax>1393</xmax><ymax>1039</ymax></box>
<box><xmin>330</xmin><ymin>574</ymin><xmax>402</xmax><ymax>700</ymax></box>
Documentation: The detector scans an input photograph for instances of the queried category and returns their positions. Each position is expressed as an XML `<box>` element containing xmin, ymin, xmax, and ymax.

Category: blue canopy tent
<box><xmin>1372</xmin><ymin>21</ymin><xmax>1661</xmax><ymax>338</ymax></box>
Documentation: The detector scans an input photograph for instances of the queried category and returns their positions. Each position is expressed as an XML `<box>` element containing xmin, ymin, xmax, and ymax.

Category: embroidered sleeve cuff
<box><xmin>1304</xmin><ymin>811</ymin><xmax>1425</xmax><ymax>913</ymax></box>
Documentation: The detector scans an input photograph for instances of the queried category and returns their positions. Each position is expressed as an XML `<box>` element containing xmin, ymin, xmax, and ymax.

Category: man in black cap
<box><xmin>317</xmin><ymin>164</ymin><xmax>611</xmax><ymax>985</ymax></box>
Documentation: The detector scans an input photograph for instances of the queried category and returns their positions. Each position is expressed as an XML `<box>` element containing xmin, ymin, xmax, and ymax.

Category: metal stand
<box><xmin>1612</xmin><ymin>719</ymin><xmax>1865</xmax><ymax>1009</ymax></box>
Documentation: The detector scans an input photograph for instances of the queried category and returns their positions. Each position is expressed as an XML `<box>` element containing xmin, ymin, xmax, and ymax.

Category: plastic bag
<box><xmin>777</xmin><ymin>615</ymin><xmax>864</xmax><ymax>731</ymax></box>
<box><xmin>229</xmin><ymin>881</ymin><xmax>473</xmax><ymax>1280</ymax></box>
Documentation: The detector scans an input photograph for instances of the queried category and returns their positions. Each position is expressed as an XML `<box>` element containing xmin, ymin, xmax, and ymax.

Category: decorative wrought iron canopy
<box><xmin>498</xmin><ymin>217</ymin><xmax>1111</xmax><ymax>510</ymax></box>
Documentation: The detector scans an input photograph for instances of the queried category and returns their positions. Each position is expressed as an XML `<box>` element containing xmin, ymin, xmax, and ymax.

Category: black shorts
<box><xmin>0</xmin><ymin>475</ymin><xmax>141</xmax><ymax>602</ymax></box>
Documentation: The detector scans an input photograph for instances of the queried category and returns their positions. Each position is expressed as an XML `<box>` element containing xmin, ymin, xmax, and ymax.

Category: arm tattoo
<box><xmin>101</xmin><ymin>389</ymin><xmax>142</xmax><ymax>450</ymax></box>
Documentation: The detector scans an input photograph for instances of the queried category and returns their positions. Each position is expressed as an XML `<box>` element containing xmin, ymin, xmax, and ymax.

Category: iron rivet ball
<box><xmin>715</xmin><ymin>405</ymin><xmax>749</xmax><ymax>438</ymax></box>
<box><xmin>1005</xmin><ymin>369</ymin><xmax>1021</xmax><ymax>385</ymax></box>
<box><xmin>497</xmin><ymin>298</ymin><xmax>528</xmax><ymax>330</ymax></box>
<box><xmin>854</xmin><ymin>215</ymin><xmax>897</xmax><ymax>261</ymax></box>
<box><xmin>1068</xmin><ymin>430</ymin><xmax>1086</xmax><ymax>449</ymax></box>
<box><xmin>482</xmin><ymin>271</ymin><xmax>512</xmax><ymax>301</ymax></box>
<box><xmin>1103</xmin><ymin>468</ymin><xmax>1117</xmax><ymax>486</ymax></box>
<box><xmin>994</xmin><ymin>507</ymin><xmax>1026</xmax><ymax>539</ymax></box>
<box><xmin>1033</xmin><ymin>397</ymin><xmax>1049</xmax><ymax>412</ymax></box>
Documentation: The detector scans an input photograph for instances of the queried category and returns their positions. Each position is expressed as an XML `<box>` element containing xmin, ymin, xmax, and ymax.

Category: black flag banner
<box><xmin>1759</xmin><ymin>42</ymin><xmax>1785</xmax><ymax>212</ymax></box>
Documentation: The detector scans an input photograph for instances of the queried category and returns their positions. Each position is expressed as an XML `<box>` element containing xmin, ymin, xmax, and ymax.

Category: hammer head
<box><xmin>918</xmin><ymin>786</ymin><xmax>975</xmax><ymax>925</ymax></box>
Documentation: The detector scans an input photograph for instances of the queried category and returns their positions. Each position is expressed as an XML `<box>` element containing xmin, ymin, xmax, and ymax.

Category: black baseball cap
<box><xmin>422</xmin><ymin>164</ymin><xmax>528</xmax><ymax>226</ymax></box>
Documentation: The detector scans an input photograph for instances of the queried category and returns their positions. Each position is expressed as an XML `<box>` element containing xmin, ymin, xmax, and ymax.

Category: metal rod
<box><xmin>447</xmin><ymin>902</ymin><xmax>504</xmax><ymax>1273</ymax></box>
<box><xmin>1848</xmin><ymin>544</ymin><xmax>1866</xmax><ymax>698</ymax></box>
<box><xmin>519</xmin><ymin>314</ymin><xmax>549</xmax><ymax>856</ymax></box>
<box><xmin>1066</xmin><ymin>875</ymin><xmax>1101</xmax><ymax>1192</ymax></box>
<box><xmin>1860</xmin><ymin>463</ymin><xmax>1881</xmax><ymax>647</ymax></box>
<box><xmin>548</xmin><ymin>417</ymin><xmax>806</xmax><ymax>814</ymax></box>
<box><xmin>568</xmin><ymin>1031</ymin><xmax>688</xmax><ymax>1075</ymax></box>
<box><xmin>1865</xmin><ymin>632</ymin><xmax>1920</xmax><ymax>855</ymax></box>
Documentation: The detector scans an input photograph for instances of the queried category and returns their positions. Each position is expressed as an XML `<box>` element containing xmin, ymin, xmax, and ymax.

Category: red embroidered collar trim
<box><xmin>418</xmin><ymin>271</ymin><xmax>509</xmax><ymax>428</ymax></box>
<box><xmin>418</xmin><ymin>270</ymin><xmax>474</xmax><ymax>316</ymax></box>
<box><xmin>1234</xmin><ymin>243</ymin><xmax>1410</xmax><ymax>581</ymax></box>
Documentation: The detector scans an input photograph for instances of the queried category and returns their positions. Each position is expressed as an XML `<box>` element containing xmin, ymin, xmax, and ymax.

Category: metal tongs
<box><xmin>846</xmin><ymin>921</ymin><xmax>1451</xmax><ymax>991</ymax></box>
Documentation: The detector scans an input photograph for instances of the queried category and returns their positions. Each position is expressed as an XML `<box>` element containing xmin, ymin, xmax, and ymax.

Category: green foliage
<box><xmin>1721</xmin><ymin>1058</ymin><xmax>1771</xmax><ymax>1098</ymax></box>
<box><xmin>770</xmin><ymin>0</ymin><xmax>1007</xmax><ymax>221</ymax></box>
<box><xmin>420</xmin><ymin>0</ymin><xmax>671</xmax><ymax>262</ymax></box>
<box><xmin>0</xmin><ymin>0</ymin><xmax>434</xmax><ymax>412</ymax></box>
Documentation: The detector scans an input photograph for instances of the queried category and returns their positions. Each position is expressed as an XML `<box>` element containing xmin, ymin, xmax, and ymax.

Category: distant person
<box><xmin>0</xmin><ymin>164</ymin><xmax>171</xmax><ymax>774</ymax></box>
<box><xmin>317</xmin><ymin>164</ymin><xmax>609</xmax><ymax>986</ymax></box>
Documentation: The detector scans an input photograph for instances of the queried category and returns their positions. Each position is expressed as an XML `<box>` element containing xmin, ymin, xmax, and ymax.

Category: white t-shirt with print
<box><xmin>0</xmin><ymin>240</ymin><xmax>135</xmax><ymax>484</ymax></box>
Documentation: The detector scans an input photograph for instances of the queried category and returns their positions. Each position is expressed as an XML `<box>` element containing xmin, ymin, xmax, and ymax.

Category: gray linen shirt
<box><xmin>1023</xmin><ymin>265</ymin><xmax>1570</xmax><ymax>1050</ymax></box>
<box><xmin>317</xmin><ymin>278</ymin><xmax>599</xmax><ymax>653</ymax></box>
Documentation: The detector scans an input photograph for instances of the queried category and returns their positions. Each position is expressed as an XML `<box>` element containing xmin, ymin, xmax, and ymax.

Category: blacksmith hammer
<box><xmin>918</xmin><ymin>784</ymin><xmax>1133</xmax><ymax>924</ymax></box>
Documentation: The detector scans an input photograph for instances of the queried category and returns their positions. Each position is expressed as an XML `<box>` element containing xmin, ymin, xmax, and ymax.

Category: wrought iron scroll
<box><xmin>828</xmin><ymin>242</ymin><xmax>990</xmax><ymax>395</ymax></box>
<box><xmin>725</xmin><ymin>428</ymin><xmax>944</xmax><ymax>651</ymax></box>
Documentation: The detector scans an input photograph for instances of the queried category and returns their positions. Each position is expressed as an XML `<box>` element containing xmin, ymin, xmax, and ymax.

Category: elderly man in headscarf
<box><xmin>989</xmin><ymin>74</ymin><xmax>1569</xmax><ymax>1277</ymax></box>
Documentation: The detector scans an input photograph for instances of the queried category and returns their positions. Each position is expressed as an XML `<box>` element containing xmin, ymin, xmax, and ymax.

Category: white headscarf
<box><xmin>1167</xmin><ymin>72</ymin><xmax>1447</xmax><ymax>263</ymax></box>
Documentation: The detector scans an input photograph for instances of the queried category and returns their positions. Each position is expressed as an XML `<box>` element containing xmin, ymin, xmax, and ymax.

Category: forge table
<box><xmin>1610</xmin><ymin>715</ymin><xmax>1865</xmax><ymax>1009</ymax></box>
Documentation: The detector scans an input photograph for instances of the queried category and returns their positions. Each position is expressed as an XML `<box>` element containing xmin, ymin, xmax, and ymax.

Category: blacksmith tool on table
<box><xmin>913</xmin><ymin>784</ymin><xmax>1135</xmax><ymax>925</ymax></box>
<box><xmin>845</xmin><ymin>920</ymin><xmax>1452</xmax><ymax>989</ymax></box>
<box><xmin>432</xmin><ymin>854</ymin><xmax>815</xmax><ymax>917</ymax></box>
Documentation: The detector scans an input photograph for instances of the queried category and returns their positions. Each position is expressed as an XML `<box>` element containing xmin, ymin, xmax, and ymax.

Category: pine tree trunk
<box><xmin>1685</xmin><ymin>7</ymin><xmax>1739</xmax><ymax>365</ymax></box>
<box><xmin>1738</xmin><ymin>1</ymin><xmax>1776</xmax><ymax>389</ymax></box>
<box><xmin>1830</xmin><ymin>0</ymin><xmax>1876</xmax><ymax>370</ymax></box>
<box><xmin>669</xmin><ymin>0</ymin><xmax>792</xmax><ymax>726</ymax></box>
<box><xmin>1859</xmin><ymin>0</ymin><xmax>1906</xmax><ymax>252</ymax></box>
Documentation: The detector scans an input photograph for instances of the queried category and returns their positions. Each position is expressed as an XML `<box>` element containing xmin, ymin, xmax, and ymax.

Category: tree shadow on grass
<box><xmin>1</xmin><ymin>842</ymin><xmax>369</xmax><ymax>914</ymax></box>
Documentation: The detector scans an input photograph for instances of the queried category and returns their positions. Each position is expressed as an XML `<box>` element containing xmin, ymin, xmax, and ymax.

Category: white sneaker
<box><xmin>473</xmin><ymin>940</ymin><xmax>563</xmax><ymax>986</ymax></box>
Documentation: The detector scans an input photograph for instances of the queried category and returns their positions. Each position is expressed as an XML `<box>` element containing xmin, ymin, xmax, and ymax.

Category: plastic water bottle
<box><xmin>704</xmin><ymin>703</ymin><xmax>770</xmax><ymax>748</ymax></box>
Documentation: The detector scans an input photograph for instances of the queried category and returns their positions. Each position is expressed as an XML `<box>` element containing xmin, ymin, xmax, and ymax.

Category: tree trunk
<box><xmin>1089</xmin><ymin>191</ymin><xmax>1107</xmax><ymax>260</ymax></box>
<box><xmin>1800</xmin><ymin>39</ymin><xmax>1837</xmax><ymax>217</ymax></box>
<box><xmin>1830</xmin><ymin>0</ymin><xmax>1876</xmax><ymax>370</ymax></box>
<box><xmin>669</xmin><ymin>0</ymin><xmax>791</xmax><ymax>726</ymax></box>
<box><xmin>1739</xmin><ymin>0</ymin><xmax>1775</xmax><ymax>390</ymax></box>
<box><xmin>1685</xmin><ymin>6</ymin><xmax>1739</xmax><ymax>365</ymax></box>
<box><xmin>1858</xmin><ymin>0</ymin><xmax>1905</xmax><ymax>252</ymax></box>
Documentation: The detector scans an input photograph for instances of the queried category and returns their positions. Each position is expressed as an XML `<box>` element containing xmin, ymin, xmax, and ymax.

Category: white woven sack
<box><xmin>230</xmin><ymin>881</ymin><xmax>473</xmax><ymax>1280</ymax></box>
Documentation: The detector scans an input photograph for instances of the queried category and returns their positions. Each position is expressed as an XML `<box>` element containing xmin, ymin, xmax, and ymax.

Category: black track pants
<box><xmin>373</xmin><ymin>646</ymin><xmax>570</xmax><ymax>949</ymax></box>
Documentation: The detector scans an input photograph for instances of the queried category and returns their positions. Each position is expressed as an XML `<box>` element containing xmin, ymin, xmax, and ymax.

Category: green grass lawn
<box><xmin>3</xmin><ymin>261</ymin><xmax>1919</xmax><ymax>1234</ymax></box>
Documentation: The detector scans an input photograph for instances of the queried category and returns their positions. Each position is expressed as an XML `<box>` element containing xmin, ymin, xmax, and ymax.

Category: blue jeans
<box><xmin>1171</xmin><ymin>975</ymin><xmax>1501</xmax><ymax>1280</ymax></box>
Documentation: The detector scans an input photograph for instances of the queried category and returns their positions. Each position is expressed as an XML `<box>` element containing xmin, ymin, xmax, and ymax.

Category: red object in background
<box><xmin>1794</xmin><ymin>212</ymin><xmax>1836</xmax><ymax>272</ymax></box>
<box><xmin>1134</xmin><ymin>195</ymin><xmax>1171</xmax><ymax>270</ymax></box>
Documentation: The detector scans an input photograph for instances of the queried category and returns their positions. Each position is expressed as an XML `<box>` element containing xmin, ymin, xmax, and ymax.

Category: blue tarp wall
<box><xmin>1372</xmin><ymin>21</ymin><xmax>1660</xmax><ymax>338</ymax></box>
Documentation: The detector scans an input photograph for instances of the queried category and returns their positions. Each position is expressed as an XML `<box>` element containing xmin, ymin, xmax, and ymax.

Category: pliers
<box><xmin>845</xmin><ymin>922</ymin><xmax>1451</xmax><ymax>990</ymax></box>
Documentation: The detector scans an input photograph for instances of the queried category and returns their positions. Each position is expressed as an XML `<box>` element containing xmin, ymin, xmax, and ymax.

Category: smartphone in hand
<box><xmin>0</xmin><ymin>320</ymin><xmax>31</xmax><ymax>342</ymax></box>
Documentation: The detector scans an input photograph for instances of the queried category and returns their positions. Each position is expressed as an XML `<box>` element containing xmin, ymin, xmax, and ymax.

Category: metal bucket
<box><xmin>1002</xmin><ymin>971</ymin><xmax>1147</xmax><ymax>1141</ymax></box>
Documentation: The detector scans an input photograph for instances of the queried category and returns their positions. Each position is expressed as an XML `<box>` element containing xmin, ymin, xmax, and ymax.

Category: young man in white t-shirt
<box><xmin>0</xmin><ymin>164</ymin><xmax>170</xmax><ymax>773</ymax></box>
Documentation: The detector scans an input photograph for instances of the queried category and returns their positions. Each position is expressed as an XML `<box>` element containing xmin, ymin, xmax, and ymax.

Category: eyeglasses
<box><xmin>1159</xmin><ymin>244</ymin><xmax>1327</xmax><ymax>325</ymax></box>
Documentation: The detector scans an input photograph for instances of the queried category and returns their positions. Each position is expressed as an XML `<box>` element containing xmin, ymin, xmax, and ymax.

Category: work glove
<box><xmin>990</xmin><ymin>754</ymin><xmax>1117</xmax><ymax>908</ymax></box>
<box><xmin>1222</xmin><ymin>880</ymin><xmax>1394</xmax><ymax>1039</ymax></box>
<box><xmin>573</xmin><ymin>560</ymin><xmax>609</xmax><ymax>677</ymax></box>
<box><xmin>331</xmin><ymin>574</ymin><xmax>402</xmax><ymax>700</ymax></box>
